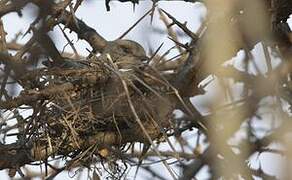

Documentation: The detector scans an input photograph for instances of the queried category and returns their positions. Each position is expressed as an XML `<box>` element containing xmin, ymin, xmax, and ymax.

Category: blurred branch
<box><xmin>0</xmin><ymin>0</ymin><xmax>30</xmax><ymax>17</ymax></box>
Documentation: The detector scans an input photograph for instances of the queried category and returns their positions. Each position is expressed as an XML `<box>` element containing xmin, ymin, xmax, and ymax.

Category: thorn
<box><xmin>118</xmin><ymin>5</ymin><xmax>156</xmax><ymax>39</ymax></box>
<box><xmin>160</xmin><ymin>8</ymin><xmax>199</xmax><ymax>41</ymax></box>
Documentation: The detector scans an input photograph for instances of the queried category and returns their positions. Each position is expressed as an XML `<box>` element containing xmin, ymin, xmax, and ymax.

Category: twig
<box><xmin>118</xmin><ymin>6</ymin><xmax>156</xmax><ymax>39</ymax></box>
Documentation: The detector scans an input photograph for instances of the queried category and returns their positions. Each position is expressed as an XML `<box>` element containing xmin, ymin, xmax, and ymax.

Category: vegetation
<box><xmin>0</xmin><ymin>0</ymin><xmax>291</xmax><ymax>179</ymax></box>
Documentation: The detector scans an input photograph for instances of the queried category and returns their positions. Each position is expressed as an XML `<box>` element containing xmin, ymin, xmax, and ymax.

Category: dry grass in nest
<box><xmin>19</xmin><ymin>53</ymin><xmax>176</xmax><ymax>176</ymax></box>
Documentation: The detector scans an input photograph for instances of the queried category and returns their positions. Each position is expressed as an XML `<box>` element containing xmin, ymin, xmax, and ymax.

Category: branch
<box><xmin>0</xmin><ymin>0</ymin><xmax>30</xmax><ymax>17</ymax></box>
<box><xmin>0</xmin><ymin>82</ymin><xmax>75</xmax><ymax>109</ymax></box>
<box><xmin>58</xmin><ymin>11</ymin><xmax>107</xmax><ymax>53</ymax></box>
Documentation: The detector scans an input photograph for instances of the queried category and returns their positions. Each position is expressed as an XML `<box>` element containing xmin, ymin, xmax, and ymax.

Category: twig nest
<box><xmin>27</xmin><ymin>39</ymin><xmax>177</xmax><ymax>162</ymax></box>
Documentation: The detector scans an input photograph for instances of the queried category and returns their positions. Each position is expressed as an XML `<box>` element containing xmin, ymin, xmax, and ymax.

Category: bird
<box><xmin>101</xmin><ymin>39</ymin><xmax>147</xmax><ymax>69</ymax></box>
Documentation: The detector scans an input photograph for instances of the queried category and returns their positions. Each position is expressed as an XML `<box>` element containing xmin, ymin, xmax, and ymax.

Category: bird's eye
<box><xmin>121</xmin><ymin>47</ymin><xmax>132</xmax><ymax>54</ymax></box>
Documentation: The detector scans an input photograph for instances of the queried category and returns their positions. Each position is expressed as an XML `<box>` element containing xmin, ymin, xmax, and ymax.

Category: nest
<box><xmin>14</xmin><ymin>47</ymin><xmax>177</xmax><ymax>176</ymax></box>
